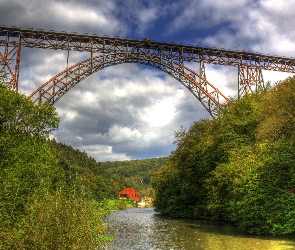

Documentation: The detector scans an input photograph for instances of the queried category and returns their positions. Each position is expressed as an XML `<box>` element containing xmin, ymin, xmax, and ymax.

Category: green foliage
<box><xmin>257</xmin><ymin>77</ymin><xmax>295</xmax><ymax>142</ymax></box>
<box><xmin>0</xmin><ymin>83</ymin><xmax>59</xmax><ymax>137</ymax></box>
<box><xmin>0</xmin><ymin>83</ymin><xmax>109</xmax><ymax>249</ymax></box>
<box><xmin>153</xmin><ymin>76</ymin><xmax>295</xmax><ymax>235</ymax></box>
<box><xmin>152</xmin><ymin>163</ymin><xmax>183</xmax><ymax>216</ymax></box>
<box><xmin>48</xmin><ymin>141</ymin><xmax>111</xmax><ymax>200</ymax></box>
<box><xmin>48</xmin><ymin>141</ymin><xmax>167</xmax><ymax>200</ymax></box>
<box><xmin>116</xmin><ymin>199</ymin><xmax>126</xmax><ymax>210</ymax></box>
<box><xmin>153</xmin><ymin>95</ymin><xmax>263</xmax><ymax>219</ymax></box>
<box><xmin>102</xmin><ymin>157</ymin><xmax>168</xmax><ymax>199</ymax></box>
<box><xmin>174</xmin><ymin>120</ymin><xmax>217</xmax><ymax>217</ymax></box>
<box><xmin>3</xmin><ymin>186</ymin><xmax>111</xmax><ymax>250</ymax></box>
<box><xmin>208</xmin><ymin>142</ymin><xmax>295</xmax><ymax>235</ymax></box>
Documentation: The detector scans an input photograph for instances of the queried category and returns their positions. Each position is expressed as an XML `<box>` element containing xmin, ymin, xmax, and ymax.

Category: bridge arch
<box><xmin>29</xmin><ymin>53</ymin><xmax>230</xmax><ymax>116</ymax></box>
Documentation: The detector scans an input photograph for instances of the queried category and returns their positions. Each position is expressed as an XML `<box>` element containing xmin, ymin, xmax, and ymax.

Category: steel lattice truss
<box><xmin>28</xmin><ymin>53</ymin><xmax>230</xmax><ymax>116</ymax></box>
<box><xmin>1</xmin><ymin>26</ymin><xmax>295</xmax><ymax>116</ymax></box>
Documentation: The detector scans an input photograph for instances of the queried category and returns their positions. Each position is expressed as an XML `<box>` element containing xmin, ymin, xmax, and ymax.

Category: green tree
<box><xmin>0</xmin><ymin>83</ymin><xmax>61</xmax><ymax>232</ymax></box>
<box><xmin>0</xmin><ymin>84</ymin><xmax>59</xmax><ymax>137</ymax></box>
<box><xmin>152</xmin><ymin>163</ymin><xmax>183</xmax><ymax>216</ymax></box>
<box><xmin>153</xmin><ymin>77</ymin><xmax>295</xmax><ymax>235</ymax></box>
<box><xmin>153</xmin><ymin>120</ymin><xmax>217</xmax><ymax>218</ymax></box>
<box><xmin>257</xmin><ymin>77</ymin><xmax>295</xmax><ymax>142</ymax></box>
<box><xmin>0</xmin><ymin>83</ymin><xmax>110</xmax><ymax>249</ymax></box>
<box><xmin>205</xmin><ymin>77</ymin><xmax>295</xmax><ymax>234</ymax></box>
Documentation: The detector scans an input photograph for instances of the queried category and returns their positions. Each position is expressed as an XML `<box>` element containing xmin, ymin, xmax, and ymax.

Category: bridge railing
<box><xmin>0</xmin><ymin>25</ymin><xmax>294</xmax><ymax>115</ymax></box>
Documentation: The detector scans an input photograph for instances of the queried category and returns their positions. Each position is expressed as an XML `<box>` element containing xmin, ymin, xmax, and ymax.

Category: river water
<box><xmin>105</xmin><ymin>207</ymin><xmax>295</xmax><ymax>250</ymax></box>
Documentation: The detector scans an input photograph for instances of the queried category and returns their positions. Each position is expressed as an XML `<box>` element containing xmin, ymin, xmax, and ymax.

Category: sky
<box><xmin>0</xmin><ymin>0</ymin><xmax>294</xmax><ymax>161</ymax></box>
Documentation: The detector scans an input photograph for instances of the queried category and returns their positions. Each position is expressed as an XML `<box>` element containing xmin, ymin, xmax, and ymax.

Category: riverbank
<box><xmin>93</xmin><ymin>199</ymin><xmax>153</xmax><ymax>215</ymax></box>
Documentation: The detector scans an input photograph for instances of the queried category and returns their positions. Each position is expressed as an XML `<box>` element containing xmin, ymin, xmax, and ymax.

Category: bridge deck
<box><xmin>1</xmin><ymin>25</ymin><xmax>295</xmax><ymax>72</ymax></box>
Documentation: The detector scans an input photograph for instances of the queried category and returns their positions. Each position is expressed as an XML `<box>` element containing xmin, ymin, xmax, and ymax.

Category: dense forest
<box><xmin>102</xmin><ymin>157</ymin><xmax>168</xmax><ymax>198</ymax></box>
<box><xmin>0</xmin><ymin>83</ymin><xmax>110</xmax><ymax>249</ymax></box>
<box><xmin>2</xmin><ymin>74</ymin><xmax>295</xmax><ymax>249</ymax></box>
<box><xmin>48</xmin><ymin>140</ymin><xmax>167</xmax><ymax>200</ymax></box>
<box><xmin>0</xmin><ymin>81</ymin><xmax>165</xmax><ymax>249</ymax></box>
<box><xmin>152</xmin><ymin>76</ymin><xmax>295</xmax><ymax>235</ymax></box>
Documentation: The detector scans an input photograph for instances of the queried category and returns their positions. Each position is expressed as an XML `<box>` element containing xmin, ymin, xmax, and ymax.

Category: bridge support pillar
<box><xmin>0</xmin><ymin>35</ymin><xmax>21</xmax><ymax>91</ymax></box>
<box><xmin>238</xmin><ymin>64</ymin><xmax>264</xmax><ymax>98</ymax></box>
<box><xmin>200</xmin><ymin>60</ymin><xmax>206</xmax><ymax>81</ymax></box>
<box><xmin>199</xmin><ymin>60</ymin><xmax>207</xmax><ymax>94</ymax></box>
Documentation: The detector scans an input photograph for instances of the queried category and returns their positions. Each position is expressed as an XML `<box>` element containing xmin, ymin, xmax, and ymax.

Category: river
<box><xmin>105</xmin><ymin>207</ymin><xmax>295</xmax><ymax>250</ymax></box>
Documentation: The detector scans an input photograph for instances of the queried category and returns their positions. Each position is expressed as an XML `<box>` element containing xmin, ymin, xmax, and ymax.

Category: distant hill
<box><xmin>102</xmin><ymin>157</ymin><xmax>169</xmax><ymax>198</ymax></box>
<box><xmin>49</xmin><ymin>139</ymin><xmax>168</xmax><ymax>199</ymax></box>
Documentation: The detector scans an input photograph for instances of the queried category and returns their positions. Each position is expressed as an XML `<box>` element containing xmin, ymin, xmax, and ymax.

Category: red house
<box><xmin>118</xmin><ymin>188</ymin><xmax>139</xmax><ymax>202</ymax></box>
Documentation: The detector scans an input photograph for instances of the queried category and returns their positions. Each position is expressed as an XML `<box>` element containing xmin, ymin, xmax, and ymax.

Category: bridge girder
<box><xmin>29</xmin><ymin>53</ymin><xmax>230</xmax><ymax>116</ymax></box>
<box><xmin>0</xmin><ymin>34</ymin><xmax>21</xmax><ymax>91</ymax></box>
<box><xmin>238</xmin><ymin>65</ymin><xmax>264</xmax><ymax>97</ymax></box>
<box><xmin>1</xmin><ymin>26</ymin><xmax>295</xmax><ymax>115</ymax></box>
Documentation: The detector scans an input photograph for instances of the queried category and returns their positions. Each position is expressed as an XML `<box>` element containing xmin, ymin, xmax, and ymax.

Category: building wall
<box><xmin>118</xmin><ymin>188</ymin><xmax>139</xmax><ymax>202</ymax></box>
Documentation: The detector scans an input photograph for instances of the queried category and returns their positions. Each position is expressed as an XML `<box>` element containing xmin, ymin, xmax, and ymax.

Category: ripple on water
<box><xmin>105</xmin><ymin>208</ymin><xmax>295</xmax><ymax>250</ymax></box>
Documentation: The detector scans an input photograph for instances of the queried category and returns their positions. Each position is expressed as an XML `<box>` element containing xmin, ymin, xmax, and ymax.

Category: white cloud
<box><xmin>1</xmin><ymin>0</ymin><xmax>124</xmax><ymax>36</ymax></box>
<box><xmin>108</xmin><ymin>125</ymin><xmax>142</xmax><ymax>142</ymax></box>
<box><xmin>262</xmin><ymin>70</ymin><xmax>293</xmax><ymax>85</ymax></box>
<box><xmin>50</xmin><ymin>2</ymin><xmax>117</xmax><ymax>33</ymax></box>
<box><xmin>114</xmin><ymin>1</ymin><xmax>162</xmax><ymax>35</ymax></box>
<box><xmin>167</xmin><ymin>0</ymin><xmax>249</xmax><ymax>33</ymax></box>
<box><xmin>205</xmin><ymin>64</ymin><xmax>237</xmax><ymax>98</ymax></box>
<box><xmin>168</xmin><ymin>0</ymin><xmax>294</xmax><ymax>60</ymax></box>
<box><xmin>52</xmin><ymin>3</ymin><xmax>108</xmax><ymax>25</ymax></box>
<box><xmin>77</xmin><ymin>144</ymin><xmax>131</xmax><ymax>161</ymax></box>
<box><xmin>59</xmin><ymin>110</ymin><xmax>79</xmax><ymax>122</ymax></box>
<box><xmin>47</xmin><ymin>62</ymin><xmax>200</xmax><ymax>160</ymax></box>
<box><xmin>2</xmin><ymin>0</ymin><xmax>295</xmax><ymax>162</ymax></box>
<box><xmin>138</xmin><ymin>7</ymin><xmax>158</xmax><ymax>24</ymax></box>
<box><xmin>140</xmin><ymin>97</ymin><xmax>176</xmax><ymax>127</ymax></box>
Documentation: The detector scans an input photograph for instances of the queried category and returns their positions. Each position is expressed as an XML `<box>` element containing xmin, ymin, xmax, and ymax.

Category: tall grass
<box><xmin>0</xmin><ymin>186</ymin><xmax>113</xmax><ymax>250</ymax></box>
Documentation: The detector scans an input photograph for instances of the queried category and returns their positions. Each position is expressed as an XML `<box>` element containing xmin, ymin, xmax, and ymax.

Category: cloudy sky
<box><xmin>1</xmin><ymin>0</ymin><xmax>294</xmax><ymax>161</ymax></box>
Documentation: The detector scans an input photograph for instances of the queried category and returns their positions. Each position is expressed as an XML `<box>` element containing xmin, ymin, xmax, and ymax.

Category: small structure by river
<box><xmin>118</xmin><ymin>187</ymin><xmax>139</xmax><ymax>202</ymax></box>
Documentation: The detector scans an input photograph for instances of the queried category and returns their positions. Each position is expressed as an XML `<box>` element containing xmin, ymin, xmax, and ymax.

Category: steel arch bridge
<box><xmin>1</xmin><ymin>26</ymin><xmax>295</xmax><ymax>116</ymax></box>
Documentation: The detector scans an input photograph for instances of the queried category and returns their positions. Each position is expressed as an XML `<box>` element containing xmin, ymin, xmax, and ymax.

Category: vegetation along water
<box><xmin>152</xmin><ymin>76</ymin><xmax>295</xmax><ymax>235</ymax></box>
<box><xmin>1</xmin><ymin>76</ymin><xmax>295</xmax><ymax>249</ymax></box>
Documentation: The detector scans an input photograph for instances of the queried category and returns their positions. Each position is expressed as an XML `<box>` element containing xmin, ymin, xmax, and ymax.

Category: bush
<box><xmin>0</xmin><ymin>83</ymin><xmax>111</xmax><ymax>248</ymax></box>
<box><xmin>153</xmin><ymin>77</ymin><xmax>295</xmax><ymax>235</ymax></box>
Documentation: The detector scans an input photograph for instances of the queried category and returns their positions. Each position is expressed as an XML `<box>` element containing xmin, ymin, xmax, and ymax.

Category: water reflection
<box><xmin>105</xmin><ymin>208</ymin><xmax>295</xmax><ymax>250</ymax></box>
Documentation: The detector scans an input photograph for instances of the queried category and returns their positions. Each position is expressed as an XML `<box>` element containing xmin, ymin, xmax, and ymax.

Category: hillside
<box><xmin>102</xmin><ymin>157</ymin><xmax>168</xmax><ymax>197</ymax></box>
<box><xmin>48</xmin><ymin>140</ymin><xmax>168</xmax><ymax>199</ymax></box>
<box><xmin>153</xmin><ymin>76</ymin><xmax>295</xmax><ymax>235</ymax></box>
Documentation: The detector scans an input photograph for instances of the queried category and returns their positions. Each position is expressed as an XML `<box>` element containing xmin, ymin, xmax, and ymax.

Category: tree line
<box><xmin>48</xmin><ymin>140</ymin><xmax>167</xmax><ymax>200</ymax></box>
<box><xmin>0</xmin><ymin>83</ymin><xmax>113</xmax><ymax>249</ymax></box>
<box><xmin>0</xmin><ymin>80</ymin><xmax>165</xmax><ymax>249</ymax></box>
<box><xmin>2</xmin><ymin>73</ymin><xmax>295</xmax><ymax>249</ymax></box>
<box><xmin>152</xmin><ymin>76</ymin><xmax>295</xmax><ymax>235</ymax></box>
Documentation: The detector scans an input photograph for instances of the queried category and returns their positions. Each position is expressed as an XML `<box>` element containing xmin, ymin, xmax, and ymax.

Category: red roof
<box><xmin>118</xmin><ymin>188</ymin><xmax>139</xmax><ymax>202</ymax></box>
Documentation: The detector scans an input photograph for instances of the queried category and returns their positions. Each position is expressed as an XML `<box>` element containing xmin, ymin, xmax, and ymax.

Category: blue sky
<box><xmin>0</xmin><ymin>0</ymin><xmax>294</xmax><ymax>161</ymax></box>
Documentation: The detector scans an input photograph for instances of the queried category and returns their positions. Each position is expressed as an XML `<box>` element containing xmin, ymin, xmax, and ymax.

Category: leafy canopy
<box><xmin>0</xmin><ymin>83</ymin><xmax>59</xmax><ymax>137</ymax></box>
